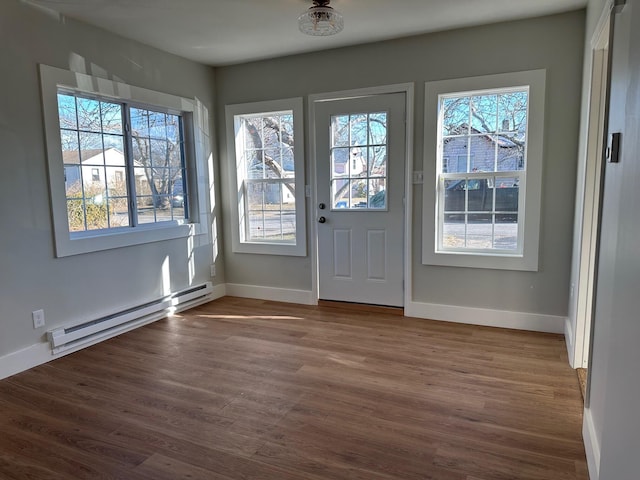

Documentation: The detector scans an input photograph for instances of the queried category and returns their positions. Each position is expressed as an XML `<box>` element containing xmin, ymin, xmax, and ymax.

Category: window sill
<box><xmin>55</xmin><ymin>221</ymin><xmax>204</xmax><ymax>257</ymax></box>
<box><xmin>423</xmin><ymin>249</ymin><xmax>538</xmax><ymax>271</ymax></box>
<box><xmin>233</xmin><ymin>240</ymin><xmax>305</xmax><ymax>257</ymax></box>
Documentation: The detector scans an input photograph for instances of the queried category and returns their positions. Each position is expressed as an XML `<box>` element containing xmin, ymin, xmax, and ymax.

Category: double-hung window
<box><xmin>226</xmin><ymin>98</ymin><xmax>306</xmax><ymax>256</ymax></box>
<box><xmin>40</xmin><ymin>65</ymin><xmax>207</xmax><ymax>257</ymax></box>
<box><xmin>423</xmin><ymin>70</ymin><xmax>545</xmax><ymax>271</ymax></box>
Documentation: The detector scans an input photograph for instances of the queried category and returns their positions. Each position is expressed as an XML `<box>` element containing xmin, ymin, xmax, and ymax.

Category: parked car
<box><xmin>445</xmin><ymin>178</ymin><xmax>518</xmax><ymax>222</ymax></box>
<box><xmin>171</xmin><ymin>180</ymin><xmax>185</xmax><ymax>207</ymax></box>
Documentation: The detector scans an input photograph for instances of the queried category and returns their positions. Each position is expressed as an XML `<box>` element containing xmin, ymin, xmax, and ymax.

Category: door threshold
<box><xmin>318</xmin><ymin>300</ymin><xmax>404</xmax><ymax>316</ymax></box>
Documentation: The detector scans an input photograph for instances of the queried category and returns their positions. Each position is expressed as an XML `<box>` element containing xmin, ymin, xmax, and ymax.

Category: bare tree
<box><xmin>441</xmin><ymin>91</ymin><xmax>528</xmax><ymax>172</ymax></box>
<box><xmin>243</xmin><ymin>115</ymin><xmax>296</xmax><ymax>198</ymax></box>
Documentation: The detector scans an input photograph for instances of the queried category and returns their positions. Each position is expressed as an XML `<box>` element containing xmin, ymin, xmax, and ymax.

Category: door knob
<box><xmin>318</xmin><ymin>216</ymin><xmax>326</xmax><ymax>223</ymax></box>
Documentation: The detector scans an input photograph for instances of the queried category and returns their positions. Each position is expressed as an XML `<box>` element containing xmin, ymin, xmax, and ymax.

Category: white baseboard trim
<box><xmin>0</xmin><ymin>291</ymin><xmax>218</xmax><ymax>381</ymax></box>
<box><xmin>225</xmin><ymin>283</ymin><xmax>316</xmax><ymax>305</ymax></box>
<box><xmin>404</xmin><ymin>301</ymin><xmax>565</xmax><ymax>334</ymax></box>
<box><xmin>209</xmin><ymin>282</ymin><xmax>227</xmax><ymax>300</ymax></box>
<box><xmin>565</xmin><ymin>317</ymin><xmax>576</xmax><ymax>368</ymax></box>
<box><xmin>0</xmin><ymin>342</ymin><xmax>53</xmax><ymax>381</ymax></box>
<box><xmin>583</xmin><ymin>408</ymin><xmax>600</xmax><ymax>480</ymax></box>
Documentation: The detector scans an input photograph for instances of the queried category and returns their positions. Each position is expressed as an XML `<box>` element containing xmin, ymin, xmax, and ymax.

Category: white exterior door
<box><xmin>315</xmin><ymin>93</ymin><xmax>405</xmax><ymax>307</ymax></box>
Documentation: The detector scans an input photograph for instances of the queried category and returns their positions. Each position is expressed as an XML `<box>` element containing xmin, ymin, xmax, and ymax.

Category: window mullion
<box><xmin>74</xmin><ymin>96</ymin><xmax>89</xmax><ymax>232</ymax></box>
<box><xmin>123</xmin><ymin>104</ymin><xmax>138</xmax><ymax>227</ymax></box>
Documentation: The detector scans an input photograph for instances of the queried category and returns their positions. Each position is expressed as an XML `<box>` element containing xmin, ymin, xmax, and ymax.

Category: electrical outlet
<box><xmin>32</xmin><ymin>309</ymin><xmax>45</xmax><ymax>329</ymax></box>
<box><xmin>210</xmin><ymin>264</ymin><xmax>216</xmax><ymax>277</ymax></box>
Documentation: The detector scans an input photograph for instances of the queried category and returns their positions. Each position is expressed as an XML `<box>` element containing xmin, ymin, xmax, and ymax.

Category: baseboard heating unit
<box><xmin>47</xmin><ymin>282</ymin><xmax>214</xmax><ymax>354</ymax></box>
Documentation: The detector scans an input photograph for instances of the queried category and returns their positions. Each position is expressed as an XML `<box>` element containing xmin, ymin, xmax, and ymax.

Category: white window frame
<box><xmin>40</xmin><ymin>64</ymin><xmax>209</xmax><ymax>257</ymax></box>
<box><xmin>225</xmin><ymin>98</ymin><xmax>306</xmax><ymax>256</ymax></box>
<box><xmin>422</xmin><ymin>70</ymin><xmax>545</xmax><ymax>271</ymax></box>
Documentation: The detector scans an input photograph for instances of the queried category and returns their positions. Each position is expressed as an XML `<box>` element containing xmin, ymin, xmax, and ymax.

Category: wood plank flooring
<box><xmin>0</xmin><ymin>297</ymin><xmax>588</xmax><ymax>479</ymax></box>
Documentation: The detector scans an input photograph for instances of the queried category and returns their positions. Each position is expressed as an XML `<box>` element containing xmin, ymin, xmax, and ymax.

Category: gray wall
<box><xmin>215</xmin><ymin>11</ymin><xmax>585</xmax><ymax>316</ymax></box>
<box><xmin>586</xmin><ymin>1</ymin><xmax>640</xmax><ymax>478</ymax></box>
<box><xmin>0</xmin><ymin>0</ymin><xmax>222</xmax><ymax>360</ymax></box>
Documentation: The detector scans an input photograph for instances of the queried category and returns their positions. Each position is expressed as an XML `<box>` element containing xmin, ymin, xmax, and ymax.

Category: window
<box><xmin>58</xmin><ymin>92</ymin><xmax>187</xmax><ymax>232</ymax></box>
<box><xmin>226</xmin><ymin>98</ymin><xmax>306</xmax><ymax>256</ymax></box>
<box><xmin>330</xmin><ymin>112</ymin><xmax>388</xmax><ymax>210</ymax></box>
<box><xmin>423</xmin><ymin>70</ymin><xmax>545</xmax><ymax>271</ymax></box>
<box><xmin>40</xmin><ymin>64</ymin><xmax>209</xmax><ymax>257</ymax></box>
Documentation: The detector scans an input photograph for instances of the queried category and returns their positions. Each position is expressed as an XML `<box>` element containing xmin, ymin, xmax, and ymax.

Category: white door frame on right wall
<box><xmin>571</xmin><ymin>9</ymin><xmax>612</xmax><ymax>370</ymax></box>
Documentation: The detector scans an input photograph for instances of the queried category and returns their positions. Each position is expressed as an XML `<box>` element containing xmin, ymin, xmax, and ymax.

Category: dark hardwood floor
<box><xmin>0</xmin><ymin>297</ymin><xmax>588</xmax><ymax>479</ymax></box>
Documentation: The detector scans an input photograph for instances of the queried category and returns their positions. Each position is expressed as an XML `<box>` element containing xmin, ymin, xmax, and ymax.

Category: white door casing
<box><xmin>314</xmin><ymin>93</ymin><xmax>406</xmax><ymax>307</ymax></box>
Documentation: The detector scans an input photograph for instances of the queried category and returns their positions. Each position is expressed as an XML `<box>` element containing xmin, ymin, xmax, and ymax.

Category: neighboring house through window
<box><xmin>225</xmin><ymin>98</ymin><xmax>306</xmax><ymax>256</ymax></box>
<box><xmin>423</xmin><ymin>70</ymin><xmax>545</xmax><ymax>271</ymax></box>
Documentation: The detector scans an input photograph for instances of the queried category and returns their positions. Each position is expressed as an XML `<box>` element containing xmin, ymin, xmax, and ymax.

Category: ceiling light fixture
<box><xmin>298</xmin><ymin>0</ymin><xmax>344</xmax><ymax>37</ymax></box>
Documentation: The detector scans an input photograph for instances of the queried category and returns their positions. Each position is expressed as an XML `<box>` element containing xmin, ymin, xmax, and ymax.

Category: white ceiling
<box><xmin>26</xmin><ymin>0</ymin><xmax>587</xmax><ymax>66</ymax></box>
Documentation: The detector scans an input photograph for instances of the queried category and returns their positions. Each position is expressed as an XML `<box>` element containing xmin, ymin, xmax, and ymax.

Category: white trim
<box><xmin>225</xmin><ymin>283</ymin><xmax>315</xmax><ymax>305</ymax></box>
<box><xmin>0</xmin><ymin>290</ymin><xmax>222</xmax><ymax>381</ymax></box>
<box><xmin>404</xmin><ymin>301</ymin><xmax>565</xmax><ymax>334</ymax></box>
<box><xmin>591</xmin><ymin>0</ymin><xmax>615</xmax><ymax>49</ymax></box>
<box><xmin>224</xmin><ymin>98</ymin><xmax>306</xmax><ymax>257</ymax></box>
<box><xmin>422</xmin><ymin>70</ymin><xmax>546</xmax><ymax>271</ymax></box>
<box><xmin>564</xmin><ymin>316</ymin><xmax>576</xmax><ymax>368</ymax></box>
<box><xmin>0</xmin><ymin>342</ymin><xmax>52</xmax><ymax>381</ymax></box>
<box><xmin>403</xmin><ymin>86</ymin><xmax>416</xmax><ymax>312</ymax></box>
<box><xmin>308</xmin><ymin>83</ymin><xmax>414</xmax><ymax>306</ymax></box>
<box><xmin>209</xmin><ymin>283</ymin><xmax>227</xmax><ymax>300</ymax></box>
<box><xmin>571</xmin><ymin>2</ymin><xmax>614</xmax><ymax>370</ymax></box>
<box><xmin>583</xmin><ymin>408</ymin><xmax>601</xmax><ymax>480</ymax></box>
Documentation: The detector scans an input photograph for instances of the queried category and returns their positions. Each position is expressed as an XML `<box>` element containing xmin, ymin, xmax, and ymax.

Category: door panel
<box><xmin>367</xmin><ymin>229</ymin><xmax>386</xmax><ymax>280</ymax></box>
<box><xmin>333</xmin><ymin>229</ymin><xmax>352</xmax><ymax>278</ymax></box>
<box><xmin>315</xmin><ymin>93</ymin><xmax>405</xmax><ymax>307</ymax></box>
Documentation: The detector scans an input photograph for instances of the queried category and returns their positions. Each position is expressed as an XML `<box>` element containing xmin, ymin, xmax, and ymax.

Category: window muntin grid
<box><xmin>235</xmin><ymin>111</ymin><xmax>297</xmax><ymax>243</ymax></box>
<box><xmin>330</xmin><ymin>111</ymin><xmax>388</xmax><ymax>210</ymax></box>
<box><xmin>57</xmin><ymin>92</ymin><xmax>187</xmax><ymax>233</ymax></box>
<box><xmin>437</xmin><ymin>88</ymin><xmax>529</xmax><ymax>253</ymax></box>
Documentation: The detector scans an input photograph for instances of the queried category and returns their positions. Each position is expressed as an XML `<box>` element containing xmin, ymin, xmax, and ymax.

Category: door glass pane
<box><xmin>350</xmin><ymin>179</ymin><xmax>367</xmax><ymax>208</ymax></box>
<box><xmin>350</xmin><ymin>147</ymin><xmax>366</xmax><ymax>177</ymax></box>
<box><xmin>350</xmin><ymin>114</ymin><xmax>368</xmax><ymax>146</ymax></box>
<box><xmin>332</xmin><ymin>148</ymin><xmax>349</xmax><ymax>177</ymax></box>
<box><xmin>368</xmin><ymin>112</ymin><xmax>387</xmax><ymax>145</ymax></box>
<box><xmin>332</xmin><ymin>178</ymin><xmax>350</xmax><ymax>209</ymax></box>
<box><xmin>332</xmin><ymin>115</ymin><xmax>349</xmax><ymax>147</ymax></box>
<box><xmin>330</xmin><ymin>110</ymin><xmax>389</xmax><ymax>211</ymax></box>
<box><xmin>368</xmin><ymin>179</ymin><xmax>386</xmax><ymax>209</ymax></box>
<box><xmin>369</xmin><ymin>146</ymin><xmax>386</xmax><ymax>177</ymax></box>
